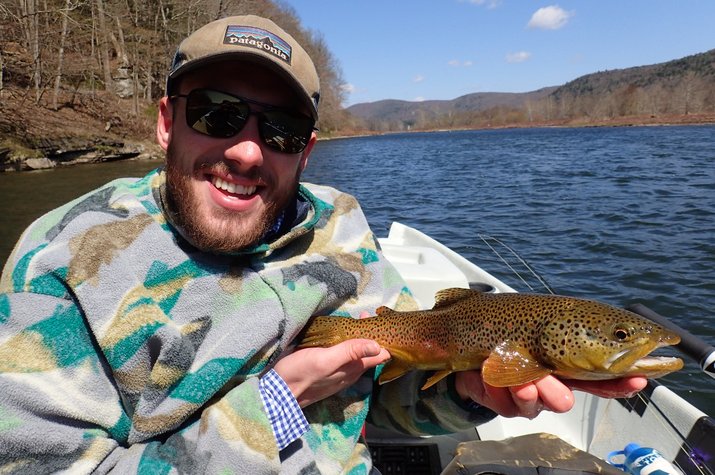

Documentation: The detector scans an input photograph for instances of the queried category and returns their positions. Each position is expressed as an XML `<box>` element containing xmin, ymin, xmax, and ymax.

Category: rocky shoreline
<box><xmin>2</xmin><ymin>110</ymin><xmax>713</xmax><ymax>172</ymax></box>
<box><xmin>0</xmin><ymin>138</ymin><xmax>162</xmax><ymax>172</ymax></box>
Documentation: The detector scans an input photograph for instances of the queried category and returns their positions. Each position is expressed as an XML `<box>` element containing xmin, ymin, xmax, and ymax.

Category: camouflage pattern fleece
<box><xmin>0</xmin><ymin>168</ymin><xmax>494</xmax><ymax>474</ymax></box>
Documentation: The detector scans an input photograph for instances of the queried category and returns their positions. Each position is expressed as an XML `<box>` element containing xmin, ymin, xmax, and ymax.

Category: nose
<box><xmin>223</xmin><ymin>116</ymin><xmax>264</xmax><ymax>170</ymax></box>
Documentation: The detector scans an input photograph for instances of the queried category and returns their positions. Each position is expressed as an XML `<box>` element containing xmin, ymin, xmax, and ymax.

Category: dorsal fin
<box><xmin>375</xmin><ymin>305</ymin><xmax>392</xmax><ymax>315</ymax></box>
<box><xmin>433</xmin><ymin>288</ymin><xmax>475</xmax><ymax>308</ymax></box>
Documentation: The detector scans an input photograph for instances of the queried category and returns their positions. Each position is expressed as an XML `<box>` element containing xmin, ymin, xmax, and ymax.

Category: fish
<box><xmin>298</xmin><ymin>288</ymin><xmax>684</xmax><ymax>389</ymax></box>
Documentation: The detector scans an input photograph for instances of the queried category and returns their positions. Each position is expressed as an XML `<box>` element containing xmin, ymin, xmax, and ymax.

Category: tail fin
<box><xmin>298</xmin><ymin>316</ymin><xmax>354</xmax><ymax>348</ymax></box>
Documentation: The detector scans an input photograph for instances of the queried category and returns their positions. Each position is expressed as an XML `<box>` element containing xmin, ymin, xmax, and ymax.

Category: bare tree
<box><xmin>94</xmin><ymin>0</ymin><xmax>113</xmax><ymax>92</ymax></box>
<box><xmin>0</xmin><ymin>50</ymin><xmax>4</xmax><ymax>98</ymax></box>
<box><xmin>19</xmin><ymin>0</ymin><xmax>43</xmax><ymax>102</ymax></box>
<box><xmin>51</xmin><ymin>0</ymin><xmax>72</xmax><ymax>109</ymax></box>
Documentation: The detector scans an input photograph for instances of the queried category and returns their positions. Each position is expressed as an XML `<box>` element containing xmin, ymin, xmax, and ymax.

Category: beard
<box><xmin>163</xmin><ymin>142</ymin><xmax>300</xmax><ymax>253</ymax></box>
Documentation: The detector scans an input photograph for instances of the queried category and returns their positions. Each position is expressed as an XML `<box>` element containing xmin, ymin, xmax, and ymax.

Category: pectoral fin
<box><xmin>422</xmin><ymin>370</ymin><xmax>453</xmax><ymax>390</ymax></box>
<box><xmin>482</xmin><ymin>341</ymin><xmax>552</xmax><ymax>387</ymax></box>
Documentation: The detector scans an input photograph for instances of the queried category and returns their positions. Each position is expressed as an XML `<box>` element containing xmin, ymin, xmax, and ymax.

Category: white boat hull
<box><xmin>373</xmin><ymin>222</ymin><xmax>714</xmax><ymax>474</ymax></box>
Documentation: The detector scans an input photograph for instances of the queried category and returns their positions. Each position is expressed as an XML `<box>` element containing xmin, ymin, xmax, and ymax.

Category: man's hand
<box><xmin>454</xmin><ymin>370</ymin><xmax>647</xmax><ymax>419</ymax></box>
<box><xmin>274</xmin><ymin>339</ymin><xmax>390</xmax><ymax>408</ymax></box>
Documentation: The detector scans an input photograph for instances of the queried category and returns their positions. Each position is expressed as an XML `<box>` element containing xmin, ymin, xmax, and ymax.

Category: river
<box><xmin>1</xmin><ymin>125</ymin><xmax>713</xmax><ymax>416</ymax></box>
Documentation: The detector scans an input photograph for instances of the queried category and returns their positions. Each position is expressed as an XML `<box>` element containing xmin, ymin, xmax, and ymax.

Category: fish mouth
<box><xmin>605</xmin><ymin>343</ymin><xmax>683</xmax><ymax>376</ymax></box>
<box><xmin>630</xmin><ymin>355</ymin><xmax>684</xmax><ymax>375</ymax></box>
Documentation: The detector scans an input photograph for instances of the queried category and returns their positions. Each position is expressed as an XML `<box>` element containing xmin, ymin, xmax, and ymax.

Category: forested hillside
<box><xmin>0</xmin><ymin>0</ymin><xmax>355</xmax><ymax>169</ymax></box>
<box><xmin>349</xmin><ymin>49</ymin><xmax>715</xmax><ymax>131</ymax></box>
<box><xmin>550</xmin><ymin>49</ymin><xmax>715</xmax><ymax>120</ymax></box>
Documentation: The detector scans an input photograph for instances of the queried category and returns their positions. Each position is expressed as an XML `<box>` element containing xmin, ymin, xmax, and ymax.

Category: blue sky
<box><xmin>282</xmin><ymin>1</ymin><xmax>715</xmax><ymax>106</ymax></box>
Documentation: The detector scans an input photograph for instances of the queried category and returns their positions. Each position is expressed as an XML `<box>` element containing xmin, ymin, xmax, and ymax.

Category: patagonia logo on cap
<box><xmin>224</xmin><ymin>25</ymin><xmax>292</xmax><ymax>64</ymax></box>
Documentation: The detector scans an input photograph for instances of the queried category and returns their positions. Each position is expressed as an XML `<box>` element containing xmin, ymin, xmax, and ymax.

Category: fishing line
<box><xmin>476</xmin><ymin>234</ymin><xmax>556</xmax><ymax>294</ymax></box>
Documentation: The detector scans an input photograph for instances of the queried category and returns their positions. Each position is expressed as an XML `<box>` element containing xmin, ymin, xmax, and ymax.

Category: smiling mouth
<box><xmin>211</xmin><ymin>176</ymin><xmax>257</xmax><ymax>196</ymax></box>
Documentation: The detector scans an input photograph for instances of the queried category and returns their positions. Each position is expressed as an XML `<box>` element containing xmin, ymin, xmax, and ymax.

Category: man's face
<box><xmin>157</xmin><ymin>61</ymin><xmax>316</xmax><ymax>252</ymax></box>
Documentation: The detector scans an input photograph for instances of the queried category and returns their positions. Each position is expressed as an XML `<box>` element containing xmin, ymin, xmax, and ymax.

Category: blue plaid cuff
<box><xmin>259</xmin><ymin>369</ymin><xmax>310</xmax><ymax>450</ymax></box>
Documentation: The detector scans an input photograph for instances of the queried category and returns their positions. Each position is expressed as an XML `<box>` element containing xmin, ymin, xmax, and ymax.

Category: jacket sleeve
<box><xmin>0</xmin><ymin>290</ymin><xmax>285</xmax><ymax>474</ymax></box>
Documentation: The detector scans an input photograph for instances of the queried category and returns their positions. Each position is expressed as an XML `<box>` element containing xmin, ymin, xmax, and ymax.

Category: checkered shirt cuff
<box><xmin>259</xmin><ymin>369</ymin><xmax>310</xmax><ymax>451</ymax></box>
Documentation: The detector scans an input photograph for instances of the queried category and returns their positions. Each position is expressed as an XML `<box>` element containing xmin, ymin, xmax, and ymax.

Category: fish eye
<box><xmin>613</xmin><ymin>325</ymin><xmax>632</xmax><ymax>341</ymax></box>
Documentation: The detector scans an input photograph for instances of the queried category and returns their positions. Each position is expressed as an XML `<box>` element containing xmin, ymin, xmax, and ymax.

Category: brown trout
<box><xmin>299</xmin><ymin>288</ymin><xmax>684</xmax><ymax>389</ymax></box>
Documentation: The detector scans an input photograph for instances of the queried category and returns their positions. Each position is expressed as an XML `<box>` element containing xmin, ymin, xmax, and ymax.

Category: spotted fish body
<box><xmin>299</xmin><ymin>288</ymin><xmax>684</xmax><ymax>389</ymax></box>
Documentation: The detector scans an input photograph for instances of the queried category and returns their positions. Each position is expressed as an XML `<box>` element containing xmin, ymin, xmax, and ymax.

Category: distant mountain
<box><xmin>347</xmin><ymin>88</ymin><xmax>557</xmax><ymax>124</ymax></box>
<box><xmin>346</xmin><ymin>49</ymin><xmax>715</xmax><ymax>130</ymax></box>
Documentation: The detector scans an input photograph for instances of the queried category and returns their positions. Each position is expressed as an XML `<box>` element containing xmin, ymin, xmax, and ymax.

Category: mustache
<box><xmin>196</xmin><ymin>159</ymin><xmax>270</xmax><ymax>187</ymax></box>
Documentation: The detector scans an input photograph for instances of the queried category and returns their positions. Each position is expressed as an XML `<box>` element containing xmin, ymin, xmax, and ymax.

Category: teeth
<box><xmin>212</xmin><ymin>177</ymin><xmax>256</xmax><ymax>196</ymax></box>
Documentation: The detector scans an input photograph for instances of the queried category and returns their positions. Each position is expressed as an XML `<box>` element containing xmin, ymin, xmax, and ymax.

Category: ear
<box><xmin>156</xmin><ymin>97</ymin><xmax>173</xmax><ymax>151</ymax></box>
<box><xmin>298</xmin><ymin>131</ymin><xmax>318</xmax><ymax>172</ymax></box>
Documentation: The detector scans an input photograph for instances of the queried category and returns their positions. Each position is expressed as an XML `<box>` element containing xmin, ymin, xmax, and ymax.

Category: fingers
<box><xmin>565</xmin><ymin>376</ymin><xmax>647</xmax><ymax>398</ymax></box>
<box><xmin>508</xmin><ymin>383</ymin><xmax>543</xmax><ymax>418</ymax></box>
<box><xmin>455</xmin><ymin>371</ymin><xmax>525</xmax><ymax>418</ymax></box>
<box><xmin>456</xmin><ymin>372</ymin><xmax>574</xmax><ymax>419</ymax></box>
<box><xmin>532</xmin><ymin>376</ymin><xmax>575</xmax><ymax>413</ymax></box>
<box><xmin>274</xmin><ymin>339</ymin><xmax>391</xmax><ymax>408</ymax></box>
<box><xmin>452</xmin><ymin>371</ymin><xmax>650</xmax><ymax>422</ymax></box>
<box><xmin>481</xmin><ymin>384</ymin><xmax>523</xmax><ymax>418</ymax></box>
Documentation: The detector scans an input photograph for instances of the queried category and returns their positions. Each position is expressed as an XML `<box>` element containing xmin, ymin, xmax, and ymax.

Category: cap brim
<box><xmin>167</xmin><ymin>53</ymin><xmax>318</xmax><ymax>121</ymax></box>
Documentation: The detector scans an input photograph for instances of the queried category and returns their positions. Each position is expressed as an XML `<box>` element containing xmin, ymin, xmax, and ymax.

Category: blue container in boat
<box><xmin>607</xmin><ymin>443</ymin><xmax>682</xmax><ymax>475</ymax></box>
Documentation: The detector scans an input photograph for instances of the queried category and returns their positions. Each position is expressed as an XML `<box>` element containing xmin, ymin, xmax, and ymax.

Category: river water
<box><xmin>1</xmin><ymin>125</ymin><xmax>713</xmax><ymax>416</ymax></box>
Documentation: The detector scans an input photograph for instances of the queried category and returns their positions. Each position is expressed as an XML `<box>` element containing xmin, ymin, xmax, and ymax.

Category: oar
<box><xmin>627</xmin><ymin>303</ymin><xmax>715</xmax><ymax>380</ymax></box>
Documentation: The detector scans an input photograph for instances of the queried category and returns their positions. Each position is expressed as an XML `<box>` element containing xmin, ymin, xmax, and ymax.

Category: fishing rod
<box><xmin>627</xmin><ymin>303</ymin><xmax>715</xmax><ymax>381</ymax></box>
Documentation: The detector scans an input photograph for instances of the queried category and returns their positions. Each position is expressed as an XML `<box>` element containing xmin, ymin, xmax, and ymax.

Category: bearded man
<box><xmin>0</xmin><ymin>15</ymin><xmax>644</xmax><ymax>474</ymax></box>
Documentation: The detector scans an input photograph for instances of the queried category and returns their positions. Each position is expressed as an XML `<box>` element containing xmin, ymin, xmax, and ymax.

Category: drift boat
<box><xmin>368</xmin><ymin>222</ymin><xmax>715</xmax><ymax>475</ymax></box>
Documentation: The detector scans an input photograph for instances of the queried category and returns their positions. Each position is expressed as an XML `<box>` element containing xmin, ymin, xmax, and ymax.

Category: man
<box><xmin>0</xmin><ymin>15</ymin><xmax>644</xmax><ymax>474</ymax></box>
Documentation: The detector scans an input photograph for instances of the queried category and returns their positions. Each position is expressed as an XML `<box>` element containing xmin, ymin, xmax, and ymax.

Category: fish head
<box><xmin>538</xmin><ymin>298</ymin><xmax>683</xmax><ymax>380</ymax></box>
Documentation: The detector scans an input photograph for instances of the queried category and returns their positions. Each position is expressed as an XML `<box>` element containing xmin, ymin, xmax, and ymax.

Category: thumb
<box><xmin>342</xmin><ymin>339</ymin><xmax>390</xmax><ymax>365</ymax></box>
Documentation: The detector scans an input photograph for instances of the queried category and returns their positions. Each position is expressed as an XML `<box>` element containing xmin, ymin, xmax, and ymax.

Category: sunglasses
<box><xmin>170</xmin><ymin>88</ymin><xmax>316</xmax><ymax>154</ymax></box>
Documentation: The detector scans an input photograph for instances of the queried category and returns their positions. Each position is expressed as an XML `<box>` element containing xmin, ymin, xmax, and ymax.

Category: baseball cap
<box><xmin>166</xmin><ymin>15</ymin><xmax>320</xmax><ymax>121</ymax></box>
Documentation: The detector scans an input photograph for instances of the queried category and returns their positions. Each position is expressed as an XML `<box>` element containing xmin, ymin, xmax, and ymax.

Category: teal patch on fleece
<box><xmin>27</xmin><ymin>267</ymin><xmax>69</xmax><ymax>298</ymax></box>
<box><xmin>170</xmin><ymin>357</ymin><xmax>250</xmax><ymax>405</ymax></box>
<box><xmin>144</xmin><ymin>260</ymin><xmax>209</xmax><ymax>288</ymax></box>
<box><xmin>298</xmin><ymin>185</ymin><xmax>334</xmax><ymax>230</ymax></box>
<box><xmin>347</xmin><ymin>464</ymin><xmax>369</xmax><ymax>475</ymax></box>
<box><xmin>0</xmin><ymin>294</ymin><xmax>9</xmax><ymax>324</ymax></box>
<box><xmin>104</xmin><ymin>321</ymin><xmax>164</xmax><ymax>369</ymax></box>
<box><xmin>27</xmin><ymin>303</ymin><xmax>94</xmax><ymax>367</ymax></box>
<box><xmin>107</xmin><ymin>411</ymin><xmax>132</xmax><ymax>443</ymax></box>
<box><xmin>12</xmin><ymin>243</ymin><xmax>48</xmax><ymax>292</ymax></box>
<box><xmin>358</xmin><ymin>248</ymin><xmax>379</xmax><ymax>265</ymax></box>
<box><xmin>137</xmin><ymin>442</ymin><xmax>173</xmax><ymax>475</ymax></box>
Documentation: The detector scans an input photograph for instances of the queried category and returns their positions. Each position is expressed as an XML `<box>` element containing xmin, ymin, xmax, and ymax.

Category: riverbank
<box><xmin>316</xmin><ymin>112</ymin><xmax>715</xmax><ymax>142</ymax></box>
<box><xmin>2</xmin><ymin>83</ymin><xmax>714</xmax><ymax>172</ymax></box>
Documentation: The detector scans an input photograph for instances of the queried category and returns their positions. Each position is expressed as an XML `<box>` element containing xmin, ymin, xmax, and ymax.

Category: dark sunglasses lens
<box><xmin>185</xmin><ymin>90</ymin><xmax>249</xmax><ymax>138</ymax></box>
<box><xmin>259</xmin><ymin>111</ymin><xmax>314</xmax><ymax>154</ymax></box>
